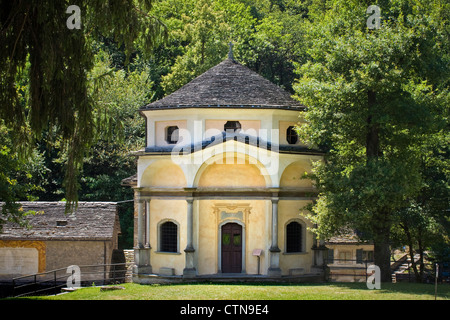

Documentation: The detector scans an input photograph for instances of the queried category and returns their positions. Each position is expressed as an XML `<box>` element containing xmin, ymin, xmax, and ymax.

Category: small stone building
<box><xmin>0</xmin><ymin>202</ymin><xmax>121</xmax><ymax>280</ymax></box>
<box><xmin>325</xmin><ymin>233</ymin><xmax>374</xmax><ymax>282</ymax></box>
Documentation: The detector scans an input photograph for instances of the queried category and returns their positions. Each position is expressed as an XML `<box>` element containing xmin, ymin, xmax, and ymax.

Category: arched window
<box><xmin>159</xmin><ymin>221</ymin><xmax>178</xmax><ymax>252</ymax></box>
<box><xmin>224</xmin><ymin>121</ymin><xmax>241</xmax><ymax>133</ymax></box>
<box><xmin>286</xmin><ymin>126</ymin><xmax>298</xmax><ymax>144</ymax></box>
<box><xmin>286</xmin><ymin>221</ymin><xmax>303</xmax><ymax>253</ymax></box>
<box><xmin>166</xmin><ymin>126</ymin><xmax>179</xmax><ymax>144</ymax></box>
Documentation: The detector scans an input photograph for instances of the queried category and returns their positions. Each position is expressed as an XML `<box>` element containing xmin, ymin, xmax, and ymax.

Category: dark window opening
<box><xmin>286</xmin><ymin>126</ymin><xmax>298</xmax><ymax>144</ymax></box>
<box><xmin>286</xmin><ymin>221</ymin><xmax>302</xmax><ymax>253</ymax></box>
<box><xmin>224</xmin><ymin>121</ymin><xmax>241</xmax><ymax>133</ymax></box>
<box><xmin>327</xmin><ymin>249</ymin><xmax>334</xmax><ymax>264</ymax></box>
<box><xmin>356</xmin><ymin>249</ymin><xmax>374</xmax><ymax>263</ymax></box>
<box><xmin>166</xmin><ymin>126</ymin><xmax>179</xmax><ymax>144</ymax></box>
<box><xmin>160</xmin><ymin>221</ymin><xmax>178</xmax><ymax>252</ymax></box>
<box><xmin>56</xmin><ymin>220</ymin><xmax>68</xmax><ymax>227</ymax></box>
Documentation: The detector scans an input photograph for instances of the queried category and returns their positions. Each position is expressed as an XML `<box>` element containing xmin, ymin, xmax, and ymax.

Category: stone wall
<box><xmin>124</xmin><ymin>249</ymin><xmax>134</xmax><ymax>282</ymax></box>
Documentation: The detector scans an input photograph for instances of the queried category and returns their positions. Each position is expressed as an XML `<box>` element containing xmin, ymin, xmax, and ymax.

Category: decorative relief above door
<box><xmin>212</xmin><ymin>203</ymin><xmax>251</xmax><ymax>224</ymax></box>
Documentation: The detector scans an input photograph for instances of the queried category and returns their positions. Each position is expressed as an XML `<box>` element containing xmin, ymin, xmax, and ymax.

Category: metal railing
<box><xmin>325</xmin><ymin>258</ymin><xmax>450</xmax><ymax>283</ymax></box>
<box><xmin>392</xmin><ymin>261</ymin><xmax>450</xmax><ymax>283</ymax></box>
<box><xmin>12</xmin><ymin>262</ymin><xmax>131</xmax><ymax>297</ymax></box>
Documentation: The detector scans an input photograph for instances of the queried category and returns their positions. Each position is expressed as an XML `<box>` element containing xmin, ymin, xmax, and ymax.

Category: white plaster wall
<box><xmin>142</xmin><ymin>108</ymin><xmax>304</xmax><ymax>147</ymax></box>
<box><xmin>0</xmin><ymin>248</ymin><xmax>38</xmax><ymax>276</ymax></box>
<box><xmin>155</xmin><ymin>120</ymin><xmax>187</xmax><ymax>147</ymax></box>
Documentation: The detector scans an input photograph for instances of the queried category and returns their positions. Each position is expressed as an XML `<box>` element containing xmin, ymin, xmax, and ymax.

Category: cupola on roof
<box><xmin>140</xmin><ymin>56</ymin><xmax>305</xmax><ymax>111</ymax></box>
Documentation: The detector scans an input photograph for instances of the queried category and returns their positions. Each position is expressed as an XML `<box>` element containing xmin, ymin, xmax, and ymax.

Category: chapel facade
<box><xmin>124</xmin><ymin>51</ymin><xmax>327</xmax><ymax>282</ymax></box>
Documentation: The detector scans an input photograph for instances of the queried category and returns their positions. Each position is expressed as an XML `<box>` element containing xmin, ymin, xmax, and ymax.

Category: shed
<box><xmin>0</xmin><ymin>202</ymin><xmax>121</xmax><ymax>280</ymax></box>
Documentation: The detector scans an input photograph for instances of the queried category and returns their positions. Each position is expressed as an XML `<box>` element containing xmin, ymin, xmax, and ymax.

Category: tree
<box><xmin>391</xmin><ymin>130</ymin><xmax>450</xmax><ymax>281</ymax></box>
<box><xmin>153</xmin><ymin>0</ymin><xmax>306</xmax><ymax>94</ymax></box>
<box><xmin>0</xmin><ymin>122</ymin><xmax>48</xmax><ymax>232</ymax></box>
<box><xmin>242</xmin><ymin>0</ymin><xmax>309</xmax><ymax>92</ymax></box>
<box><xmin>24</xmin><ymin>49</ymin><xmax>152</xmax><ymax>247</ymax></box>
<box><xmin>157</xmin><ymin>0</ymin><xmax>256</xmax><ymax>94</ymax></box>
<box><xmin>294</xmin><ymin>0</ymin><xmax>449</xmax><ymax>282</ymax></box>
<box><xmin>80</xmin><ymin>50</ymin><xmax>151</xmax><ymax>248</ymax></box>
<box><xmin>0</xmin><ymin>1</ymin><xmax>166</xmax><ymax>214</ymax></box>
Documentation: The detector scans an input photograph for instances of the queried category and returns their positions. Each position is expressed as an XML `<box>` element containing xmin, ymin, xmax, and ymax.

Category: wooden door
<box><xmin>221</xmin><ymin>223</ymin><xmax>242</xmax><ymax>273</ymax></box>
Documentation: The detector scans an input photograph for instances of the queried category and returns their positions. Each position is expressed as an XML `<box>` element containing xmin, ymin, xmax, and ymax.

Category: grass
<box><xmin>12</xmin><ymin>282</ymin><xmax>450</xmax><ymax>300</ymax></box>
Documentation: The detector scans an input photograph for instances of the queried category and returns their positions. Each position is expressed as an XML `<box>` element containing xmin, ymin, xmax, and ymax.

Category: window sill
<box><xmin>283</xmin><ymin>251</ymin><xmax>308</xmax><ymax>255</ymax></box>
<box><xmin>155</xmin><ymin>251</ymin><xmax>182</xmax><ymax>255</ymax></box>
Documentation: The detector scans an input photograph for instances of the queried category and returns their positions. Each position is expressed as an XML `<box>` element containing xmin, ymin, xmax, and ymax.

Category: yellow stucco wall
<box><xmin>280</xmin><ymin>161</ymin><xmax>313</xmax><ymax>188</ymax></box>
<box><xmin>197</xmin><ymin>199</ymin><xmax>218</xmax><ymax>275</ymax></box>
<box><xmin>149</xmin><ymin>199</ymin><xmax>187</xmax><ymax>275</ymax></box>
<box><xmin>196</xmin><ymin>199</ymin><xmax>269</xmax><ymax>275</ymax></box>
<box><xmin>138</xmin><ymin>158</ymin><xmax>317</xmax><ymax>276</ymax></box>
<box><xmin>140</xmin><ymin>160</ymin><xmax>187</xmax><ymax>187</ymax></box>
<box><xmin>197</xmin><ymin>161</ymin><xmax>266</xmax><ymax>188</ymax></box>
<box><xmin>135</xmin><ymin>107</ymin><xmax>321</xmax><ymax>277</ymax></box>
<box><xmin>278</xmin><ymin>200</ymin><xmax>314</xmax><ymax>275</ymax></box>
<box><xmin>146</xmin><ymin>199</ymin><xmax>270</xmax><ymax>276</ymax></box>
<box><xmin>137</xmin><ymin>146</ymin><xmax>317</xmax><ymax>276</ymax></box>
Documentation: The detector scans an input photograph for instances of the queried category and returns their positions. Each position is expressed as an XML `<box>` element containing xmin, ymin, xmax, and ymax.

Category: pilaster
<box><xmin>133</xmin><ymin>196</ymin><xmax>152</xmax><ymax>277</ymax></box>
<box><xmin>183</xmin><ymin>197</ymin><xmax>197</xmax><ymax>278</ymax></box>
<box><xmin>268</xmin><ymin>197</ymin><xmax>281</xmax><ymax>277</ymax></box>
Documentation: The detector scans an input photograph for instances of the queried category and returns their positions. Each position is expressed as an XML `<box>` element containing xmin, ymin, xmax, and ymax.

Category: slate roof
<box><xmin>0</xmin><ymin>202</ymin><xmax>119</xmax><ymax>241</ymax></box>
<box><xmin>325</xmin><ymin>229</ymin><xmax>373</xmax><ymax>245</ymax></box>
<box><xmin>140</xmin><ymin>58</ymin><xmax>306</xmax><ymax>111</ymax></box>
<box><xmin>120</xmin><ymin>174</ymin><xmax>137</xmax><ymax>187</ymax></box>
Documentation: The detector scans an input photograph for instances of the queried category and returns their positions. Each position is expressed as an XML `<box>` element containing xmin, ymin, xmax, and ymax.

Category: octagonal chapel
<box><xmin>123</xmin><ymin>49</ymin><xmax>326</xmax><ymax>282</ymax></box>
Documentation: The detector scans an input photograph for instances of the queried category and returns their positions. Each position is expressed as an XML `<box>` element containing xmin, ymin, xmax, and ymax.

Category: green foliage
<box><xmin>1</xmin><ymin>0</ymin><xmax>448</xmax><ymax>254</ymax></box>
<box><xmin>83</xmin><ymin>50</ymin><xmax>150</xmax><ymax>248</ymax></box>
<box><xmin>151</xmin><ymin>0</ymin><xmax>306</xmax><ymax>94</ymax></box>
<box><xmin>0</xmin><ymin>0</ymin><xmax>166</xmax><ymax>213</ymax></box>
<box><xmin>157</xmin><ymin>0</ymin><xmax>252</xmax><ymax>94</ymax></box>
<box><xmin>391</xmin><ymin>129</ymin><xmax>450</xmax><ymax>276</ymax></box>
<box><xmin>293</xmin><ymin>0</ymin><xmax>449</xmax><ymax>280</ymax></box>
<box><xmin>70</xmin><ymin>50</ymin><xmax>150</xmax><ymax>247</ymax></box>
<box><xmin>1</xmin><ymin>47</ymin><xmax>151</xmax><ymax>246</ymax></box>
<box><xmin>0</xmin><ymin>123</ymin><xmax>48</xmax><ymax>231</ymax></box>
<box><xmin>295</xmin><ymin>0</ymin><xmax>448</xmax><ymax>229</ymax></box>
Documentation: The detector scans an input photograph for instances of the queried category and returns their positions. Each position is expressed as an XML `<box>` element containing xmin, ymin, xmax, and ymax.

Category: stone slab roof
<box><xmin>120</xmin><ymin>174</ymin><xmax>137</xmax><ymax>187</ymax></box>
<box><xmin>0</xmin><ymin>202</ymin><xmax>119</xmax><ymax>241</ymax></box>
<box><xmin>325</xmin><ymin>229</ymin><xmax>373</xmax><ymax>245</ymax></box>
<box><xmin>140</xmin><ymin>58</ymin><xmax>306</xmax><ymax>111</ymax></box>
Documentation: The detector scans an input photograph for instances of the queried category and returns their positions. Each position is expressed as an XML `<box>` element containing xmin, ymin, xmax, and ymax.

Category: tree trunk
<box><xmin>366</xmin><ymin>90</ymin><xmax>392</xmax><ymax>282</ymax></box>
<box><xmin>402</xmin><ymin>221</ymin><xmax>422</xmax><ymax>282</ymax></box>
<box><xmin>373</xmin><ymin>214</ymin><xmax>392</xmax><ymax>283</ymax></box>
<box><xmin>417</xmin><ymin>229</ymin><xmax>425</xmax><ymax>281</ymax></box>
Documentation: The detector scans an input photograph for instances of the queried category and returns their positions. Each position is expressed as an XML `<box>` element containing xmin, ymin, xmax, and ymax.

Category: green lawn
<box><xmin>15</xmin><ymin>282</ymin><xmax>450</xmax><ymax>300</ymax></box>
